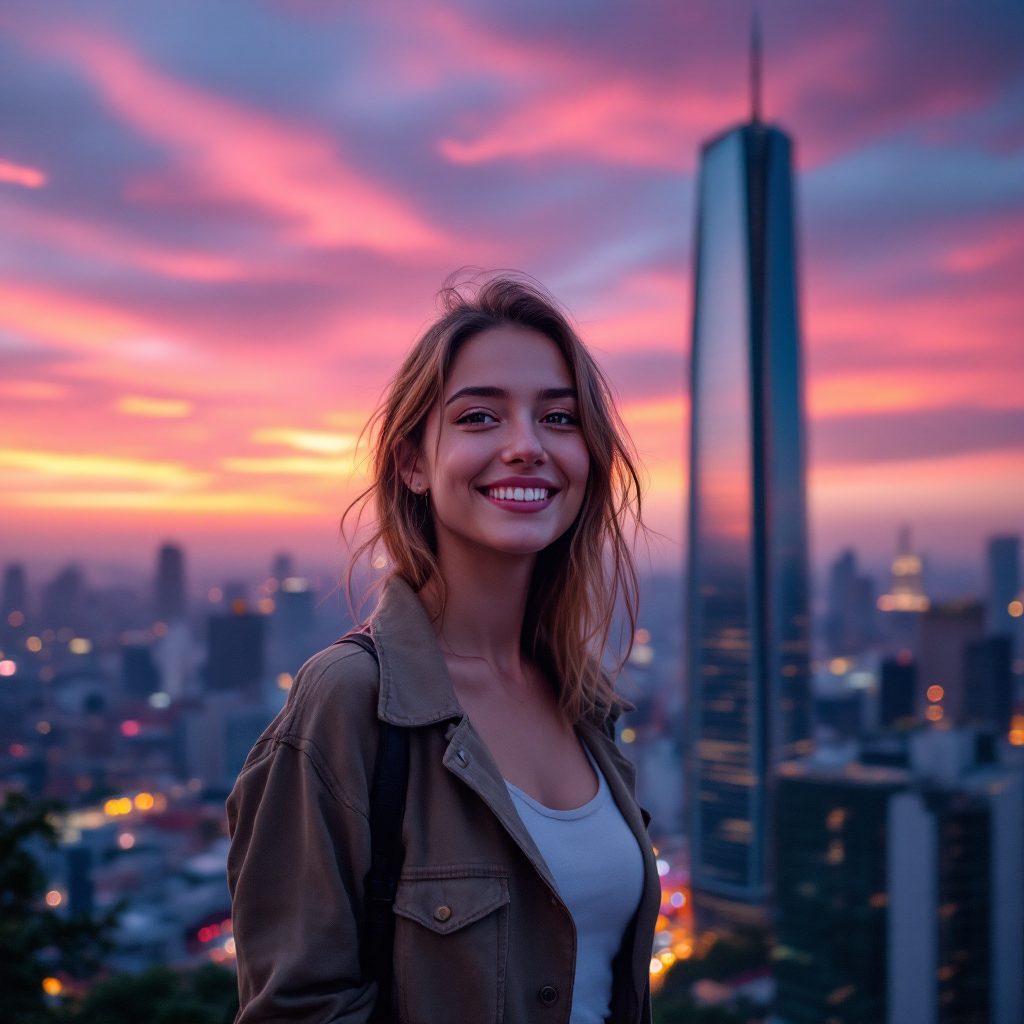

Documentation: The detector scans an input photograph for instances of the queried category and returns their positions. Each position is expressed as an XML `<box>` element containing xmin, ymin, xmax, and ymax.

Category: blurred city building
<box><xmin>964</xmin><ymin>636</ymin><xmax>1013</xmax><ymax>734</ymax></box>
<box><xmin>153</xmin><ymin>545</ymin><xmax>193</xmax><ymax>700</ymax></box>
<box><xmin>879</xmin><ymin>653</ymin><xmax>917</xmax><ymax>729</ymax></box>
<box><xmin>824</xmin><ymin>549</ymin><xmax>876</xmax><ymax>658</ymax></box>
<box><xmin>685</xmin><ymin>42</ymin><xmax>811</xmax><ymax>930</ymax></box>
<box><xmin>205</xmin><ymin>605</ymin><xmax>264</xmax><ymax>693</ymax></box>
<box><xmin>155</xmin><ymin>543</ymin><xmax>187</xmax><ymax>623</ymax></box>
<box><xmin>918</xmin><ymin>600</ymin><xmax>985</xmax><ymax>726</ymax></box>
<box><xmin>272</xmin><ymin>574</ymin><xmax>316</xmax><ymax>678</ymax></box>
<box><xmin>775</xmin><ymin>730</ymin><xmax>1023</xmax><ymax>1024</ymax></box>
<box><xmin>42</xmin><ymin>564</ymin><xmax>85</xmax><ymax>634</ymax></box>
<box><xmin>876</xmin><ymin>527</ymin><xmax>929</xmax><ymax>656</ymax></box>
<box><xmin>2</xmin><ymin>563</ymin><xmax>29</xmax><ymax>643</ymax></box>
<box><xmin>122</xmin><ymin>643</ymin><xmax>160</xmax><ymax>698</ymax></box>
<box><xmin>986</xmin><ymin>535</ymin><xmax>1020</xmax><ymax>644</ymax></box>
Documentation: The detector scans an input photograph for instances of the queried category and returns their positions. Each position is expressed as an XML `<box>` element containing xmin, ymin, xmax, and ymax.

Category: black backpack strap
<box><xmin>334</xmin><ymin>631</ymin><xmax>409</xmax><ymax>1023</ymax></box>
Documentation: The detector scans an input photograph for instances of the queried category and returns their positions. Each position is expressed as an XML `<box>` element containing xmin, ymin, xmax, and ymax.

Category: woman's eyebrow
<box><xmin>444</xmin><ymin>385</ymin><xmax>578</xmax><ymax>407</ymax></box>
<box><xmin>444</xmin><ymin>385</ymin><xmax>508</xmax><ymax>407</ymax></box>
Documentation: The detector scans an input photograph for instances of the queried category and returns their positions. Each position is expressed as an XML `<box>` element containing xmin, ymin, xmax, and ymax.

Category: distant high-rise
<box><xmin>775</xmin><ymin>733</ymin><xmax>1023</xmax><ymax>1024</ymax></box>
<box><xmin>986</xmin><ymin>536</ymin><xmax>1020</xmax><ymax>641</ymax></box>
<box><xmin>686</xmin><ymin>22</ymin><xmax>811</xmax><ymax>927</ymax></box>
<box><xmin>42</xmin><ymin>565</ymin><xmax>84</xmax><ymax>632</ymax></box>
<box><xmin>272</xmin><ymin>553</ymin><xmax>293</xmax><ymax>585</ymax></box>
<box><xmin>155</xmin><ymin>543</ymin><xmax>186</xmax><ymax>622</ymax></box>
<box><xmin>2</xmin><ymin>563</ymin><xmax>27</xmax><ymax>621</ymax></box>
<box><xmin>879</xmin><ymin>655</ymin><xmax>917</xmax><ymax>728</ymax></box>
<box><xmin>206</xmin><ymin>607</ymin><xmax>265</xmax><ymax>692</ymax></box>
<box><xmin>824</xmin><ymin>549</ymin><xmax>876</xmax><ymax>657</ymax></box>
<box><xmin>964</xmin><ymin>635</ymin><xmax>1013</xmax><ymax>735</ymax></box>
<box><xmin>919</xmin><ymin>600</ymin><xmax>985</xmax><ymax>726</ymax></box>
<box><xmin>2</xmin><ymin>564</ymin><xmax>28</xmax><ymax>641</ymax></box>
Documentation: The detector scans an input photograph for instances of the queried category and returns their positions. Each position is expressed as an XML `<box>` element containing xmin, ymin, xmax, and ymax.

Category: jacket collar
<box><xmin>369</xmin><ymin>575</ymin><xmax>464</xmax><ymax>727</ymax></box>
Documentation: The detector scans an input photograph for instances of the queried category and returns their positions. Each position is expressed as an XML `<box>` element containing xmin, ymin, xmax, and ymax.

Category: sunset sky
<box><xmin>1</xmin><ymin>0</ymin><xmax>1022</xmax><ymax>586</ymax></box>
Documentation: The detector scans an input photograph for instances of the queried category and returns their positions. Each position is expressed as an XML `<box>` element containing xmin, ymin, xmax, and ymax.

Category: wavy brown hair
<box><xmin>345</xmin><ymin>273</ymin><xmax>643</xmax><ymax>723</ymax></box>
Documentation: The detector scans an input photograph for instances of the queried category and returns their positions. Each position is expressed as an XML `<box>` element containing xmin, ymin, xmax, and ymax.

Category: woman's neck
<box><xmin>420</xmin><ymin>535</ymin><xmax>536</xmax><ymax>675</ymax></box>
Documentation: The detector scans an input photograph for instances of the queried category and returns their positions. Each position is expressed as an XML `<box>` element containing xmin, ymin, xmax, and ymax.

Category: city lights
<box><xmin>69</xmin><ymin>637</ymin><xmax>91</xmax><ymax>654</ymax></box>
<box><xmin>135</xmin><ymin>792</ymin><xmax>155</xmax><ymax>811</ymax></box>
<box><xmin>118</xmin><ymin>832</ymin><xmax>136</xmax><ymax>849</ymax></box>
<box><xmin>104</xmin><ymin>797</ymin><xmax>133</xmax><ymax>816</ymax></box>
<box><xmin>36</xmin><ymin>721</ymin><xmax>50</xmax><ymax>734</ymax></box>
<box><xmin>926</xmin><ymin>685</ymin><xmax>944</xmax><ymax>702</ymax></box>
<box><xmin>41</xmin><ymin>978</ymin><xmax>62</xmax><ymax>997</ymax></box>
<box><xmin>620</xmin><ymin>728</ymin><xmax>636</xmax><ymax>744</ymax></box>
<box><xmin>45</xmin><ymin>890</ymin><xmax>63</xmax><ymax>907</ymax></box>
<box><xmin>277</xmin><ymin>673</ymin><xmax>294</xmax><ymax>690</ymax></box>
<box><xmin>1010</xmin><ymin>716</ymin><xmax>1024</xmax><ymax>747</ymax></box>
<box><xmin>121</xmin><ymin>720</ymin><xmax>141</xmax><ymax>737</ymax></box>
<box><xmin>1009</xmin><ymin>600</ymin><xmax>1023</xmax><ymax>618</ymax></box>
<box><xmin>925</xmin><ymin>705</ymin><xmax>944</xmax><ymax>722</ymax></box>
<box><xmin>26</xmin><ymin>635</ymin><xmax>42</xmax><ymax>652</ymax></box>
<box><xmin>0</xmin><ymin>660</ymin><xmax>16</xmax><ymax>676</ymax></box>
<box><xmin>8</xmin><ymin>610</ymin><xmax>25</xmax><ymax>627</ymax></box>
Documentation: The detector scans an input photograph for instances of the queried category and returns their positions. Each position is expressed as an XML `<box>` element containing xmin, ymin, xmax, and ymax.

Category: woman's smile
<box><xmin>479</xmin><ymin>476</ymin><xmax>559</xmax><ymax>511</ymax></box>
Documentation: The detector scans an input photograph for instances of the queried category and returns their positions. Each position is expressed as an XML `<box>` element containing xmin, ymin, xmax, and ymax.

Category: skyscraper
<box><xmin>824</xmin><ymin>549</ymin><xmax>875</xmax><ymax>657</ymax></box>
<box><xmin>686</xmin><ymin>24</ymin><xmax>811</xmax><ymax>927</ymax></box>
<box><xmin>986</xmin><ymin>535</ymin><xmax>1020</xmax><ymax>642</ymax></box>
<box><xmin>155</xmin><ymin>543</ymin><xmax>186</xmax><ymax>622</ymax></box>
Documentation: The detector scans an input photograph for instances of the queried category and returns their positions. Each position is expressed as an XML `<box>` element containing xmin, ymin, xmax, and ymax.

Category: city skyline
<box><xmin>1</xmin><ymin>1</ymin><xmax>1022</xmax><ymax>573</ymax></box>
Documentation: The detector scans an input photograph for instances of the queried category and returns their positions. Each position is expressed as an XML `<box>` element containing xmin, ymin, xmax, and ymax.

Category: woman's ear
<box><xmin>397</xmin><ymin>438</ymin><xmax>429</xmax><ymax>496</ymax></box>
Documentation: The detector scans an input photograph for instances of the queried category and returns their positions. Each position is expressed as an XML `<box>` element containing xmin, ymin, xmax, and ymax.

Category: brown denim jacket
<box><xmin>227</xmin><ymin>576</ymin><xmax>660</xmax><ymax>1024</ymax></box>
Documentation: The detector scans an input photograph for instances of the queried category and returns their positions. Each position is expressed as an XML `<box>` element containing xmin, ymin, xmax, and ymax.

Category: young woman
<box><xmin>227</xmin><ymin>276</ymin><xmax>660</xmax><ymax>1024</ymax></box>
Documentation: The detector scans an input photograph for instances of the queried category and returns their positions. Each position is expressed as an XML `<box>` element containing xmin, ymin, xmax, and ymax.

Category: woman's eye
<box><xmin>543</xmin><ymin>411</ymin><xmax>578</xmax><ymax>426</ymax></box>
<box><xmin>456</xmin><ymin>410</ymin><xmax>497</xmax><ymax>425</ymax></box>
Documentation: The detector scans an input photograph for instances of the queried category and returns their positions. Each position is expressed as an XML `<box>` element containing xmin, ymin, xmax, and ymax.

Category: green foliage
<box><xmin>0</xmin><ymin>792</ymin><xmax>113</xmax><ymax>1024</ymax></box>
<box><xmin>74</xmin><ymin>964</ymin><xmax>239</xmax><ymax>1024</ymax></box>
<box><xmin>652</xmin><ymin>927</ymin><xmax>771</xmax><ymax>1024</ymax></box>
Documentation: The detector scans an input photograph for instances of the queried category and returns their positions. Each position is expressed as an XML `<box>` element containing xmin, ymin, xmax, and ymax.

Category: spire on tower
<box><xmin>750</xmin><ymin>10</ymin><xmax>762</xmax><ymax>123</ymax></box>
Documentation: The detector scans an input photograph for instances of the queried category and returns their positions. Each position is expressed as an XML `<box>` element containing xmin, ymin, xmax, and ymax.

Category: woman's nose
<box><xmin>502</xmin><ymin>414</ymin><xmax>546</xmax><ymax>465</ymax></box>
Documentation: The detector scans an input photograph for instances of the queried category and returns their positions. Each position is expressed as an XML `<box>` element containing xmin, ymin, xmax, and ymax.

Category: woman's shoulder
<box><xmin>278</xmin><ymin>639</ymin><xmax>381</xmax><ymax>741</ymax></box>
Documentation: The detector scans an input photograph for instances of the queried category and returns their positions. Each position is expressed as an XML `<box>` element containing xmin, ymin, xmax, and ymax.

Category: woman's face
<box><xmin>407</xmin><ymin>327</ymin><xmax>590</xmax><ymax>558</ymax></box>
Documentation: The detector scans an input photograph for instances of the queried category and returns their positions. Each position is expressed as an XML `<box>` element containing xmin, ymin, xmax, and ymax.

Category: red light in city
<box><xmin>198</xmin><ymin>923</ymin><xmax>221</xmax><ymax>943</ymax></box>
<box><xmin>120</xmin><ymin>720</ymin><xmax>141</xmax><ymax>737</ymax></box>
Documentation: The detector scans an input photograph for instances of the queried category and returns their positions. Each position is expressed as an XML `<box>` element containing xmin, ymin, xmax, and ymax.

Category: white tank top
<box><xmin>506</xmin><ymin>748</ymin><xmax>646</xmax><ymax>1024</ymax></box>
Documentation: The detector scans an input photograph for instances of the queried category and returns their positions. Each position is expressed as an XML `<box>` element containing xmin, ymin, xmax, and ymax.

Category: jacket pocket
<box><xmin>394</xmin><ymin>866</ymin><xmax>509</xmax><ymax>1024</ymax></box>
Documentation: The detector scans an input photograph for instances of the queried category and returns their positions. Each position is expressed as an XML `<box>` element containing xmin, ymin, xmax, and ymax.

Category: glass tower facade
<box><xmin>686</xmin><ymin>121</ymin><xmax>811</xmax><ymax>920</ymax></box>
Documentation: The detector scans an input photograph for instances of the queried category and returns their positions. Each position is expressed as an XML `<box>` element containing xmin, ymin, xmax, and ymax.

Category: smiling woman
<box><xmin>227</xmin><ymin>274</ymin><xmax>661</xmax><ymax>1024</ymax></box>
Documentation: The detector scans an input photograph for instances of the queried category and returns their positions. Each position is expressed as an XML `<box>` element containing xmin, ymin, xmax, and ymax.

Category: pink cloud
<box><xmin>0</xmin><ymin>158</ymin><xmax>47</xmax><ymax>188</ymax></box>
<box><xmin>30</xmin><ymin>27</ymin><xmax>446</xmax><ymax>255</ymax></box>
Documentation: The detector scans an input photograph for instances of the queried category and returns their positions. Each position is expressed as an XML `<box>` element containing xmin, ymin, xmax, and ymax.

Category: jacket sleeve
<box><xmin>226</xmin><ymin>645</ymin><xmax>381</xmax><ymax>1023</ymax></box>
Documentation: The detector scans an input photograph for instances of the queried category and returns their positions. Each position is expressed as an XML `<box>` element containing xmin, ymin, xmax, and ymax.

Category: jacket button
<box><xmin>538</xmin><ymin>986</ymin><xmax>558</xmax><ymax>1006</ymax></box>
<box><xmin>455</xmin><ymin>749</ymin><xmax>469</xmax><ymax>767</ymax></box>
<box><xmin>434</xmin><ymin>905</ymin><xmax>451</xmax><ymax>922</ymax></box>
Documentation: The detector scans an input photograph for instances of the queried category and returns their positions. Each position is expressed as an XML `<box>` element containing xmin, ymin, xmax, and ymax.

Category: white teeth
<box><xmin>486</xmin><ymin>486</ymin><xmax>550</xmax><ymax>502</ymax></box>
